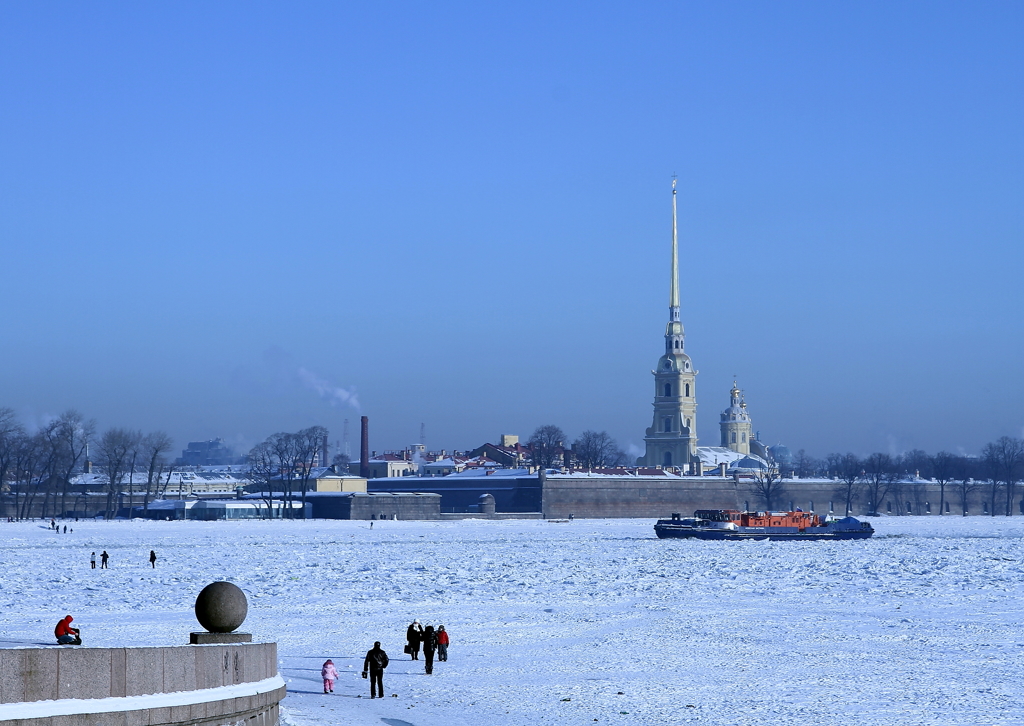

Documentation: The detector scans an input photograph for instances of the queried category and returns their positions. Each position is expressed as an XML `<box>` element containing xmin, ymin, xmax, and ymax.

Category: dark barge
<box><xmin>655</xmin><ymin>509</ymin><xmax>874</xmax><ymax>541</ymax></box>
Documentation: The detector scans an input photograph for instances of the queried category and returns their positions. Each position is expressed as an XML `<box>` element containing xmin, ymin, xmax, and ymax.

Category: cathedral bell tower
<box><xmin>638</xmin><ymin>178</ymin><xmax>697</xmax><ymax>469</ymax></box>
<box><xmin>720</xmin><ymin>381</ymin><xmax>752</xmax><ymax>455</ymax></box>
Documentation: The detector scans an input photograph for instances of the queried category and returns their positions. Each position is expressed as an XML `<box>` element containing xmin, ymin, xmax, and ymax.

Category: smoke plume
<box><xmin>297</xmin><ymin>367</ymin><xmax>361</xmax><ymax>412</ymax></box>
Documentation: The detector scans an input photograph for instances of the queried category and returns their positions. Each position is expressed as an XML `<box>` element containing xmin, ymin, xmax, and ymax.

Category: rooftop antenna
<box><xmin>420</xmin><ymin>422</ymin><xmax>426</xmax><ymax>448</ymax></box>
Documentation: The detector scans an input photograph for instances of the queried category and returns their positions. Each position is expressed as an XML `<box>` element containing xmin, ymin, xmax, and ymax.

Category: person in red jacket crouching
<box><xmin>55</xmin><ymin>615</ymin><xmax>81</xmax><ymax>645</ymax></box>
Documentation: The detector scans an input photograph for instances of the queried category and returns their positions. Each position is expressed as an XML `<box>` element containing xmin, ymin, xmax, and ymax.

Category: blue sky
<box><xmin>1</xmin><ymin>2</ymin><xmax>1022</xmax><ymax>460</ymax></box>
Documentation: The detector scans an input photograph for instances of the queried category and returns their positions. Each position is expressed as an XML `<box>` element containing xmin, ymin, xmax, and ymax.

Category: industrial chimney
<box><xmin>360</xmin><ymin>416</ymin><xmax>370</xmax><ymax>479</ymax></box>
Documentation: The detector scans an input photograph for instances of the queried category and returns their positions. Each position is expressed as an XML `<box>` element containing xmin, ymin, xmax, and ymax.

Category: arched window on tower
<box><xmin>731</xmin><ymin>432</ymin><xmax>737</xmax><ymax>444</ymax></box>
<box><xmin>664</xmin><ymin>417</ymin><xmax>672</xmax><ymax>433</ymax></box>
<box><xmin>663</xmin><ymin>452</ymin><xmax>672</xmax><ymax>467</ymax></box>
<box><xmin>742</xmin><ymin>433</ymin><xmax>747</xmax><ymax>443</ymax></box>
<box><xmin>664</xmin><ymin>383</ymin><xmax>671</xmax><ymax>397</ymax></box>
<box><xmin>685</xmin><ymin>383</ymin><xmax>690</xmax><ymax>396</ymax></box>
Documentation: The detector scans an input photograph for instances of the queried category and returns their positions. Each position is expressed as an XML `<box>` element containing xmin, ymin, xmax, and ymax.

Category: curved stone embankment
<box><xmin>0</xmin><ymin>642</ymin><xmax>284</xmax><ymax>726</ymax></box>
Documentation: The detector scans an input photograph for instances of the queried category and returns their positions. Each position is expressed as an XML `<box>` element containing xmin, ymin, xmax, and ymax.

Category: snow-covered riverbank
<box><xmin>1</xmin><ymin>516</ymin><xmax>1021</xmax><ymax>725</ymax></box>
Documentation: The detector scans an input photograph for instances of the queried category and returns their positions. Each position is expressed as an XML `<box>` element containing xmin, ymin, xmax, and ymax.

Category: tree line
<box><xmin>0</xmin><ymin>408</ymin><xmax>174</xmax><ymax>520</ymax></box>
<box><xmin>751</xmin><ymin>436</ymin><xmax>1024</xmax><ymax>516</ymax></box>
<box><xmin>527</xmin><ymin>425</ymin><xmax>628</xmax><ymax>470</ymax></box>
<box><xmin>246</xmin><ymin>426</ymin><xmax>329</xmax><ymax>517</ymax></box>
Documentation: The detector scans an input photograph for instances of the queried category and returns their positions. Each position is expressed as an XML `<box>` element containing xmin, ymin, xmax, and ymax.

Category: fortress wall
<box><xmin>0</xmin><ymin>642</ymin><xmax>284</xmax><ymax>726</ymax></box>
<box><xmin>541</xmin><ymin>476</ymin><xmax>743</xmax><ymax>519</ymax></box>
<box><xmin>541</xmin><ymin>476</ymin><xmax>1004</xmax><ymax>518</ymax></box>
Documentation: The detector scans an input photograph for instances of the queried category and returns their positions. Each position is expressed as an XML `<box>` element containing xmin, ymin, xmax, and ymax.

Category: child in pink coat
<box><xmin>321</xmin><ymin>659</ymin><xmax>339</xmax><ymax>693</ymax></box>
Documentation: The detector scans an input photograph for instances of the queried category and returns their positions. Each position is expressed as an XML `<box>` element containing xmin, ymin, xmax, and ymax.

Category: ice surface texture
<box><xmin>0</xmin><ymin>517</ymin><xmax>1021</xmax><ymax>726</ymax></box>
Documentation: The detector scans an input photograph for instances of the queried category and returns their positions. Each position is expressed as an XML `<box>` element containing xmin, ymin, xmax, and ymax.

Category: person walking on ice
<box><xmin>149</xmin><ymin>550</ymin><xmax>157</xmax><ymax>568</ymax></box>
<box><xmin>422</xmin><ymin>625</ymin><xmax>438</xmax><ymax>674</ymax></box>
<box><xmin>90</xmin><ymin>552</ymin><xmax>96</xmax><ymax>569</ymax></box>
<box><xmin>321</xmin><ymin>659</ymin><xmax>339</xmax><ymax>693</ymax></box>
<box><xmin>406</xmin><ymin>620</ymin><xmax>423</xmax><ymax>660</ymax></box>
<box><xmin>362</xmin><ymin>642</ymin><xmax>389</xmax><ymax>699</ymax></box>
<box><xmin>100</xmin><ymin>551</ymin><xmax>109</xmax><ymax>568</ymax></box>
<box><xmin>437</xmin><ymin>625</ymin><xmax>449</xmax><ymax>661</ymax></box>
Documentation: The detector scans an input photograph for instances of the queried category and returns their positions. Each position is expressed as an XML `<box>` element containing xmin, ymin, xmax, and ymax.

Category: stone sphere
<box><xmin>194</xmin><ymin>581</ymin><xmax>248</xmax><ymax>633</ymax></box>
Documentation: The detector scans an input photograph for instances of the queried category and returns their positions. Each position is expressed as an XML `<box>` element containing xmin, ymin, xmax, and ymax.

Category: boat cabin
<box><xmin>692</xmin><ymin>509</ymin><xmax>824</xmax><ymax>528</ymax></box>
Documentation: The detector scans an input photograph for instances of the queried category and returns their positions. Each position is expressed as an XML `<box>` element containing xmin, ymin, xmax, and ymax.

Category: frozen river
<box><xmin>0</xmin><ymin>516</ymin><xmax>1022</xmax><ymax>726</ymax></box>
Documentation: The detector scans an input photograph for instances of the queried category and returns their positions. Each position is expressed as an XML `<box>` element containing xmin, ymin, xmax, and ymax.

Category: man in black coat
<box><xmin>406</xmin><ymin>620</ymin><xmax>422</xmax><ymax>660</ymax></box>
<box><xmin>422</xmin><ymin>625</ymin><xmax>438</xmax><ymax>674</ymax></box>
<box><xmin>362</xmin><ymin>642</ymin><xmax>389</xmax><ymax>699</ymax></box>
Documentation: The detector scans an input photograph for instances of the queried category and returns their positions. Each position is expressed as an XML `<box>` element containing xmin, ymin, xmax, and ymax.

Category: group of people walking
<box><xmin>88</xmin><ymin>550</ymin><xmax>156</xmax><ymax>568</ymax></box>
<box><xmin>405</xmin><ymin>620</ymin><xmax>449</xmax><ymax>674</ymax></box>
<box><xmin>319</xmin><ymin>621</ymin><xmax>452</xmax><ymax>699</ymax></box>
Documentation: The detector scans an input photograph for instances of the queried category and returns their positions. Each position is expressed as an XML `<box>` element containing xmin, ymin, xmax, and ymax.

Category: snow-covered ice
<box><xmin>1</xmin><ymin>516</ymin><xmax>1022</xmax><ymax>726</ymax></box>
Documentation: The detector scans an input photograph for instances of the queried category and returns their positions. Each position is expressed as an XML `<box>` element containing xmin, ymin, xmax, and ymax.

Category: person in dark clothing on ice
<box><xmin>406</xmin><ymin>620</ymin><xmax>423</xmax><ymax>660</ymax></box>
<box><xmin>100</xmin><ymin>551</ymin><xmax>109</xmax><ymax>568</ymax></box>
<box><xmin>362</xmin><ymin>642</ymin><xmax>389</xmax><ymax>699</ymax></box>
<box><xmin>422</xmin><ymin>625</ymin><xmax>438</xmax><ymax>674</ymax></box>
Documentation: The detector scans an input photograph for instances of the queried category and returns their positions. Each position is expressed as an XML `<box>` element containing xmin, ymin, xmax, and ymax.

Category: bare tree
<box><xmin>36</xmin><ymin>421</ymin><xmax>64</xmax><ymax>519</ymax></box>
<box><xmin>829</xmin><ymin>453</ymin><xmax>861</xmax><ymax>516</ymax></box>
<box><xmin>931</xmin><ymin>451</ymin><xmax>957</xmax><ymax>516</ymax></box>
<box><xmin>572</xmin><ymin>430</ymin><xmax>623</xmax><ymax>469</ymax></box>
<box><xmin>125</xmin><ymin>435</ymin><xmax>143</xmax><ymax>516</ymax></box>
<box><xmin>12</xmin><ymin>431</ymin><xmax>43</xmax><ymax>520</ymax></box>
<box><xmin>140</xmin><ymin>432</ymin><xmax>173</xmax><ymax>513</ymax></box>
<box><xmin>53</xmin><ymin>410</ymin><xmax>96</xmax><ymax>518</ymax></box>
<box><xmin>862</xmin><ymin>453</ymin><xmax>899</xmax><ymax>515</ymax></box>
<box><xmin>953</xmin><ymin>455</ymin><xmax>980</xmax><ymax>516</ymax></box>
<box><xmin>528</xmin><ymin>425</ymin><xmax>565</xmax><ymax>470</ymax></box>
<box><xmin>331</xmin><ymin>452</ymin><xmax>351</xmax><ymax>472</ymax></box>
<box><xmin>260</xmin><ymin>432</ymin><xmax>300</xmax><ymax>517</ymax></box>
<box><xmin>97</xmin><ymin>428</ymin><xmax>140</xmax><ymax>520</ymax></box>
<box><xmin>247</xmin><ymin>440</ymin><xmax>277</xmax><ymax>519</ymax></box>
<box><xmin>903</xmin><ymin>449</ymin><xmax>933</xmax><ymax>480</ymax></box>
<box><xmin>0</xmin><ymin>408</ymin><xmax>25</xmax><ymax>499</ymax></box>
<box><xmin>792</xmin><ymin>449</ymin><xmax>817</xmax><ymax>479</ymax></box>
<box><xmin>983</xmin><ymin>436</ymin><xmax>1024</xmax><ymax>516</ymax></box>
<box><xmin>749</xmin><ymin>455</ymin><xmax>787</xmax><ymax>511</ymax></box>
<box><xmin>295</xmin><ymin>425</ymin><xmax>329</xmax><ymax>513</ymax></box>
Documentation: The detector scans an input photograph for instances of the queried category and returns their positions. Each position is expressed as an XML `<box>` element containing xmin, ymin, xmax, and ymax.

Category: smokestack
<box><xmin>322</xmin><ymin>434</ymin><xmax>329</xmax><ymax>467</ymax></box>
<box><xmin>360</xmin><ymin>416</ymin><xmax>370</xmax><ymax>479</ymax></box>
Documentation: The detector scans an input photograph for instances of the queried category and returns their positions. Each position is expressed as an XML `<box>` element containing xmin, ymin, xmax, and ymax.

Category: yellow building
<box><xmin>314</xmin><ymin>475</ymin><xmax>368</xmax><ymax>493</ymax></box>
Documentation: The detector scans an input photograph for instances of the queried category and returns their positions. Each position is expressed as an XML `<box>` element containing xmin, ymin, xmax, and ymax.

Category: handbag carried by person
<box><xmin>404</xmin><ymin>644</ymin><xmax>412</xmax><ymax>654</ymax></box>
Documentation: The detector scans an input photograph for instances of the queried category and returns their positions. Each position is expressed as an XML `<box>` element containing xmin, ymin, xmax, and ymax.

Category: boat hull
<box><xmin>654</xmin><ymin>522</ymin><xmax>873</xmax><ymax>541</ymax></box>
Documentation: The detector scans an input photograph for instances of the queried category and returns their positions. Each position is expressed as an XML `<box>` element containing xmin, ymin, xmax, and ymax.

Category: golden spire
<box><xmin>670</xmin><ymin>176</ymin><xmax>680</xmax><ymax>317</ymax></box>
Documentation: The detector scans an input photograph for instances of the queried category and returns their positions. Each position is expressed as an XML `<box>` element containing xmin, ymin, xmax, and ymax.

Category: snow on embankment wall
<box><xmin>0</xmin><ymin>642</ymin><xmax>284</xmax><ymax>726</ymax></box>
